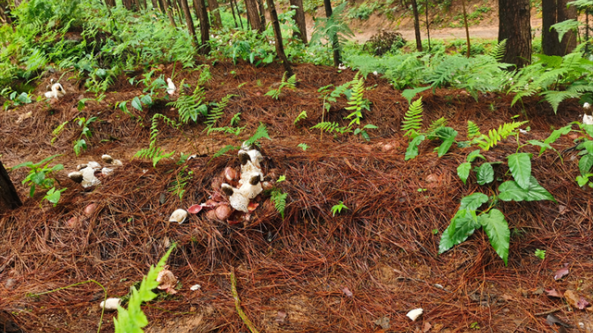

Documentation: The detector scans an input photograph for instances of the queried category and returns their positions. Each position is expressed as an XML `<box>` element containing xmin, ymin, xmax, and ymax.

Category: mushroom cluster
<box><xmin>68</xmin><ymin>155</ymin><xmax>123</xmax><ymax>188</ymax></box>
<box><xmin>221</xmin><ymin>142</ymin><xmax>265</xmax><ymax>213</ymax></box>
<box><xmin>44</xmin><ymin>79</ymin><xmax>66</xmax><ymax>99</ymax></box>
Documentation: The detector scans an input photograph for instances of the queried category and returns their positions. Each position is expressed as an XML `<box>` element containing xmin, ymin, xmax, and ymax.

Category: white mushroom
<box><xmin>101</xmin><ymin>167</ymin><xmax>114</xmax><ymax>177</ymax></box>
<box><xmin>406</xmin><ymin>308</ymin><xmax>423</xmax><ymax>321</ymax></box>
<box><xmin>169</xmin><ymin>209</ymin><xmax>188</xmax><ymax>224</ymax></box>
<box><xmin>100</xmin><ymin>298</ymin><xmax>121</xmax><ymax>311</ymax></box>
<box><xmin>166</xmin><ymin>78</ymin><xmax>176</xmax><ymax>95</ymax></box>
<box><xmin>583</xmin><ymin>114</ymin><xmax>593</xmax><ymax>125</ymax></box>
<box><xmin>221</xmin><ymin>183</ymin><xmax>250</xmax><ymax>213</ymax></box>
<box><xmin>68</xmin><ymin>171</ymin><xmax>83</xmax><ymax>183</ymax></box>
<box><xmin>80</xmin><ymin>165</ymin><xmax>101</xmax><ymax>188</ymax></box>
<box><xmin>44</xmin><ymin>83</ymin><xmax>66</xmax><ymax>99</ymax></box>
<box><xmin>101</xmin><ymin>154</ymin><xmax>114</xmax><ymax>164</ymax></box>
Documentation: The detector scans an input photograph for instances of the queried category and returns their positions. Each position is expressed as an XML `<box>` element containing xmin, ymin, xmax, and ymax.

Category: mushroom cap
<box><xmin>169</xmin><ymin>209</ymin><xmax>188</xmax><ymax>224</ymax></box>
<box><xmin>101</xmin><ymin>154</ymin><xmax>114</xmax><ymax>164</ymax></box>
<box><xmin>68</xmin><ymin>171</ymin><xmax>83</xmax><ymax>183</ymax></box>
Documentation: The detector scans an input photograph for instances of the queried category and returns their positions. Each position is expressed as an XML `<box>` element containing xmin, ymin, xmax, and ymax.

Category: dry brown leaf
<box><xmin>275</xmin><ymin>311</ymin><xmax>287</xmax><ymax>324</ymax></box>
<box><xmin>423</xmin><ymin>321</ymin><xmax>432</xmax><ymax>332</ymax></box>
<box><xmin>157</xmin><ymin>266</ymin><xmax>178</xmax><ymax>294</ymax></box>
<box><xmin>545</xmin><ymin>288</ymin><xmax>563</xmax><ymax>298</ymax></box>
<box><xmin>554</xmin><ymin>264</ymin><xmax>569</xmax><ymax>280</ymax></box>
<box><xmin>564</xmin><ymin>290</ymin><xmax>581</xmax><ymax>309</ymax></box>
<box><xmin>341</xmin><ymin>286</ymin><xmax>353</xmax><ymax>297</ymax></box>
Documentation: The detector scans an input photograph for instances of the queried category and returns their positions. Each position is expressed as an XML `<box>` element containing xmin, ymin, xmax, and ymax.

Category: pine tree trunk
<box><xmin>266</xmin><ymin>0</ymin><xmax>293</xmax><ymax>76</ymax></box>
<box><xmin>180</xmin><ymin>0</ymin><xmax>198</xmax><ymax>44</ymax></box>
<box><xmin>193</xmin><ymin>0</ymin><xmax>211</xmax><ymax>54</ymax></box>
<box><xmin>290</xmin><ymin>0</ymin><xmax>307</xmax><ymax>43</ymax></box>
<box><xmin>245</xmin><ymin>0</ymin><xmax>263</xmax><ymax>31</ymax></box>
<box><xmin>257</xmin><ymin>0</ymin><xmax>266</xmax><ymax>27</ymax></box>
<box><xmin>161</xmin><ymin>0</ymin><xmax>177</xmax><ymax>26</ymax></box>
<box><xmin>411</xmin><ymin>0</ymin><xmax>423</xmax><ymax>51</ymax></box>
<box><xmin>323</xmin><ymin>0</ymin><xmax>341</xmax><ymax>67</ymax></box>
<box><xmin>557</xmin><ymin>0</ymin><xmax>577</xmax><ymax>54</ymax></box>
<box><xmin>230</xmin><ymin>0</ymin><xmax>241</xmax><ymax>28</ymax></box>
<box><xmin>425</xmin><ymin>0</ymin><xmax>430</xmax><ymax>51</ymax></box>
<box><xmin>461</xmin><ymin>0</ymin><xmax>471</xmax><ymax>57</ymax></box>
<box><xmin>208</xmin><ymin>0</ymin><xmax>223</xmax><ymax>29</ymax></box>
<box><xmin>542</xmin><ymin>0</ymin><xmax>560</xmax><ymax>55</ymax></box>
<box><xmin>0</xmin><ymin>161</ymin><xmax>22</xmax><ymax>212</ymax></box>
<box><xmin>499</xmin><ymin>0</ymin><xmax>532</xmax><ymax>68</ymax></box>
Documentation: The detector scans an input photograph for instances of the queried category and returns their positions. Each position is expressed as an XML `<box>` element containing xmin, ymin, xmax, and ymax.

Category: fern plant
<box><xmin>270</xmin><ymin>188</ymin><xmax>288</xmax><ymax>219</ymax></box>
<box><xmin>114</xmin><ymin>245</ymin><xmax>176</xmax><ymax>333</ymax></box>
<box><xmin>134</xmin><ymin>114</ymin><xmax>178</xmax><ymax>167</ymax></box>
<box><xmin>401</xmin><ymin>97</ymin><xmax>424</xmax><ymax>139</ymax></box>
<box><xmin>467</xmin><ymin>120</ymin><xmax>482</xmax><ymax>139</ymax></box>
<box><xmin>472</xmin><ymin>121</ymin><xmax>528</xmax><ymax>151</ymax></box>
<box><xmin>265</xmin><ymin>73</ymin><xmax>297</xmax><ymax>100</ymax></box>
<box><xmin>344</xmin><ymin>73</ymin><xmax>370</xmax><ymax>126</ymax></box>
<box><xmin>204</xmin><ymin>94</ymin><xmax>235</xmax><ymax>133</ymax></box>
<box><xmin>169</xmin><ymin>85</ymin><xmax>208</xmax><ymax>124</ymax></box>
<box><xmin>212</xmin><ymin>123</ymin><xmax>271</xmax><ymax>159</ymax></box>
<box><xmin>294</xmin><ymin>110</ymin><xmax>308</xmax><ymax>125</ymax></box>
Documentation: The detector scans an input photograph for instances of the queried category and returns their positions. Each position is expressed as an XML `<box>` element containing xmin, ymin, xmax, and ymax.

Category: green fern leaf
<box><xmin>294</xmin><ymin>110</ymin><xmax>308</xmax><ymax>125</ymax></box>
<box><xmin>467</xmin><ymin>120</ymin><xmax>482</xmax><ymax>139</ymax></box>
<box><xmin>271</xmin><ymin>189</ymin><xmax>288</xmax><ymax>219</ymax></box>
<box><xmin>401</xmin><ymin>97</ymin><xmax>424</xmax><ymax>138</ymax></box>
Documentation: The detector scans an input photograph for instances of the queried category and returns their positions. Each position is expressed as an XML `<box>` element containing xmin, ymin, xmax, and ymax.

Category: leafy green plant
<box><xmin>204</xmin><ymin>94</ymin><xmax>236</xmax><ymax>134</ymax></box>
<box><xmin>168</xmin><ymin>166</ymin><xmax>193</xmax><ymax>200</ymax></box>
<box><xmin>51</xmin><ymin>121</ymin><xmax>69</xmax><ymax>145</ymax></box>
<box><xmin>12</xmin><ymin>154</ymin><xmax>64</xmax><ymax>198</ymax></box>
<box><xmin>310</xmin><ymin>2</ymin><xmax>354</xmax><ymax>60</ymax></box>
<box><xmin>212</xmin><ymin>123</ymin><xmax>271</xmax><ymax>159</ymax></box>
<box><xmin>471</xmin><ymin>121</ymin><xmax>528</xmax><ymax>151</ymax></box>
<box><xmin>401</xmin><ymin>98</ymin><xmax>424</xmax><ymax>139</ymax></box>
<box><xmin>169</xmin><ymin>84</ymin><xmax>208</xmax><ymax>124</ymax></box>
<box><xmin>331</xmin><ymin>201</ymin><xmax>349</xmax><ymax>216</ymax></box>
<box><xmin>297</xmin><ymin>143</ymin><xmax>309</xmax><ymax>151</ymax></box>
<box><xmin>73</xmin><ymin>116</ymin><xmax>98</xmax><ymax>156</ymax></box>
<box><xmin>114</xmin><ymin>244</ymin><xmax>176</xmax><ymax>333</ymax></box>
<box><xmin>134</xmin><ymin>114</ymin><xmax>178</xmax><ymax>167</ymax></box>
<box><xmin>270</xmin><ymin>188</ymin><xmax>288</xmax><ymax>219</ymax></box>
<box><xmin>42</xmin><ymin>187</ymin><xmax>67</xmax><ymax>207</ymax></box>
<box><xmin>265</xmin><ymin>72</ymin><xmax>297</xmax><ymax>100</ymax></box>
<box><xmin>535</xmin><ymin>249</ymin><xmax>546</xmax><ymax>260</ymax></box>
<box><xmin>294</xmin><ymin>110</ymin><xmax>308</xmax><ymax>125</ymax></box>
<box><xmin>344</xmin><ymin>73</ymin><xmax>371</xmax><ymax>126</ymax></box>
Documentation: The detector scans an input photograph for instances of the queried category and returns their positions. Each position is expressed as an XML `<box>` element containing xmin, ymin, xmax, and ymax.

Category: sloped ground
<box><xmin>1</xmin><ymin>61</ymin><xmax>592</xmax><ymax>332</ymax></box>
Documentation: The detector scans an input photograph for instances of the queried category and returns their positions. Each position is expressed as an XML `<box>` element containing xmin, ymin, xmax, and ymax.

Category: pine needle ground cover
<box><xmin>1</xmin><ymin>62</ymin><xmax>593</xmax><ymax>332</ymax></box>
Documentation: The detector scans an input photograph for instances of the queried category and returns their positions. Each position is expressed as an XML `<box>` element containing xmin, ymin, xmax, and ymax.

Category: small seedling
<box><xmin>331</xmin><ymin>201</ymin><xmax>349</xmax><ymax>216</ymax></box>
<box><xmin>297</xmin><ymin>143</ymin><xmax>309</xmax><ymax>151</ymax></box>
<box><xmin>12</xmin><ymin>154</ymin><xmax>64</xmax><ymax>198</ymax></box>
<box><xmin>535</xmin><ymin>249</ymin><xmax>546</xmax><ymax>260</ymax></box>
<box><xmin>276</xmin><ymin>175</ymin><xmax>286</xmax><ymax>183</ymax></box>
<box><xmin>42</xmin><ymin>187</ymin><xmax>67</xmax><ymax>207</ymax></box>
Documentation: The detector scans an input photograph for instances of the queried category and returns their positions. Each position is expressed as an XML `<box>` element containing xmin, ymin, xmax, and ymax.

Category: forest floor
<box><xmin>1</xmin><ymin>58</ymin><xmax>593</xmax><ymax>333</ymax></box>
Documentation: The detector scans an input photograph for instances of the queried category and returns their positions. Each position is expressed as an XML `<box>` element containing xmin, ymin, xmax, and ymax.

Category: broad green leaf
<box><xmin>439</xmin><ymin>209</ymin><xmax>479</xmax><ymax>254</ymax></box>
<box><xmin>576</xmin><ymin>175</ymin><xmax>591</xmax><ymax>187</ymax></box>
<box><xmin>475</xmin><ymin>163</ymin><xmax>494</xmax><ymax>185</ymax></box>
<box><xmin>466</xmin><ymin>149</ymin><xmax>485</xmax><ymax>163</ymax></box>
<box><xmin>140</xmin><ymin>94</ymin><xmax>153</xmax><ymax>106</ymax></box>
<box><xmin>543</xmin><ymin>124</ymin><xmax>572</xmax><ymax>145</ymax></box>
<box><xmin>402</xmin><ymin>86</ymin><xmax>431</xmax><ymax>105</ymax></box>
<box><xmin>30</xmin><ymin>172</ymin><xmax>46</xmax><ymax>186</ymax></box>
<box><xmin>498</xmin><ymin>176</ymin><xmax>556</xmax><ymax>203</ymax></box>
<box><xmin>435</xmin><ymin>127</ymin><xmax>458</xmax><ymax>141</ymax></box>
<box><xmin>405</xmin><ymin>135</ymin><xmax>426</xmax><ymax>161</ymax></box>
<box><xmin>578</xmin><ymin>141</ymin><xmax>593</xmax><ymax>155</ymax></box>
<box><xmin>457</xmin><ymin>162</ymin><xmax>471</xmax><ymax>184</ymax></box>
<box><xmin>479</xmin><ymin>209</ymin><xmax>510</xmax><ymax>265</ymax></box>
<box><xmin>438</xmin><ymin>135</ymin><xmax>456</xmax><ymax>157</ymax></box>
<box><xmin>131</xmin><ymin>96</ymin><xmax>143</xmax><ymax>111</ymax></box>
<box><xmin>459</xmin><ymin>193</ymin><xmax>489</xmax><ymax>212</ymax></box>
<box><xmin>579</xmin><ymin>153</ymin><xmax>593</xmax><ymax>176</ymax></box>
<box><xmin>507</xmin><ymin>153</ymin><xmax>532</xmax><ymax>190</ymax></box>
<box><xmin>51</xmin><ymin>164</ymin><xmax>64</xmax><ymax>172</ymax></box>
<box><xmin>44</xmin><ymin>188</ymin><xmax>66</xmax><ymax>206</ymax></box>
<box><xmin>582</xmin><ymin>124</ymin><xmax>593</xmax><ymax>137</ymax></box>
<box><xmin>11</xmin><ymin>161</ymin><xmax>34</xmax><ymax>170</ymax></box>
<box><xmin>528</xmin><ymin>140</ymin><xmax>560</xmax><ymax>158</ymax></box>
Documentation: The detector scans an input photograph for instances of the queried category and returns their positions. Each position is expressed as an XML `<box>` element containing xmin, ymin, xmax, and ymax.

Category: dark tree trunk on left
<box><xmin>0</xmin><ymin>161</ymin><xmax>22</xmax><ymax>212</ymax></box>
<box><xmin>290</xmin><ymin>0</ymin><xmax>307</xmax><ymax>43</ymax></box>
<box><xmin>323</xmin><ymin>0</ymin><xmax>340</xmax><ymax>67</ymax></box>
<box><xmin>266</xmin><ymin>0</ymin><xmax>293</xmax><ymax>76</ymax></box>
<box><xmin>193</xmin><ymin>0</ymin><xmax>211</xmax><ymax>54</ymax></box>
<box><xmin>411</xmin><ymin>0</ymin><xmax>423</xmax><ymax>51</ymax></box>
<box><xmin>257</xmin><ymin>0</ymin><xmax>266</xmax><ymax>28</ymax></box>
<box><xmin>499</xmin><ymin>0</ymin><xmax>532</xmax><ymax>68</ymax></box>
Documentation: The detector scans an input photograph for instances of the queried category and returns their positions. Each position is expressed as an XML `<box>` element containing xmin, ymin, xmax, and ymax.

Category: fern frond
<box><xmin>204</xmin><ymin>94</ymin><xmax>235</xmax><ymax>131</ymax></box>
<box><xmin>244</xmin><ymin>123</ymin><xmax>271</xmax><ymax>147</ymax></box>
<box><xmin>271</xmin><ymin>189</ymin><xmax>288</xmax><ymax>219</ymax></box>
<box><xmin>473</xmin><ymin>121</ymin><xmax>528</xmax><ymax>150</ymax></box>
<box><xmin>344</xmin><ymin>74</ymin><xmax>367</xmax><ymax>125</ymax></box>
<box><xmin>488</xmin><ymin>39</ymin><xmax>507</xmax><ymax>61</ymax></box>
<box><xmin>168</xmin><ymin>85</ymin><xmax>207</xmax><ymax>124</ymax></box>
<box><xmin>51</xmin><ymin>121</ymin><xmax>69</xmax><ymax>145</ymax></box>
<box><xmin>401</xmin><ymin>97</ymin><xmax>423</xmax><ymax>138</ymax></box>
<box><xmin>294</xmin><ymin>110</ymin><xmax>308</xmax><ymax>125</ymax></box>
<box><xmin>212</xmin><ymin>145</ymin><xmax>240</xmax><ymax>158</ymax></box>
<box><xmin>541</xmin><ymin>90</ymin><xmax>581</xmax><ymax>114</ymax></box>
<box><xmin>467</xmin><ymin>120</ymin><xmax>482</xmax><ymax>139</ymax></box>
<box><xmin>426</xmin><ymin>117</ymin><xmax>447</xmax><ymax>135</ymax></box>
<box><xmin>311</xmin><ymin>121</ymin><xmax>341</xmax><ymax>133</ymax></box>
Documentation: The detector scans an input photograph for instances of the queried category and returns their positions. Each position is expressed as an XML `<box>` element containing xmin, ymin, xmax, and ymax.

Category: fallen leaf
<box><xmin>577</xmin><ymin>297</ymin><xmax>591</xmax><ymax>310</ymax></box>
<box><xmin>564</xmin><ymin>290</ymin><xmax>582</xmax><ymax>309</ymax></box>
<box><xmin>341</xmin><ymin>287</ymin><xmax>353</xmax><ymax>297</ymax></box>
<box><xmin>156</xmin><ymin>266</ymin><xmax>178</xmax><ymax>295</ymax></box>
<box><xmin>558</xmin><ymin>205</ymin><xmax>567</xmax><ymax>215</ymax></box>
<box><xmin>247</xmin><ymin>202</ymin><xmax>259</xmax><ymax>213</ymax></box>
<box><xmin>422</xmin><ymin>322</ymin><xmax>432</xmax><ymax>333</ymax></box>
<box><xmin>187</xmin><ymin>204</ymin><xmax>203</xmax><ymax>214</ymax></box>
<box><xmin>84</xmin><ymin>203</ymin><xmax>97</xmax><ymax>216</ymax></box>
<box><xmin>373</xmin><ymin>316</ymin><xmax>390</xmax><ymax>330</ymax></box>
<box><xmin>545</xmin><ymin>289</ymin><xmax>563</xmax><ymax>298</ymax></box>
<box><xmin>546</xmin><ymin>314</ymin><xmax>571</xmax><ymax>328</ymax></box>
<box><xmin>275</xmin><ymin>311</ymin><xmax>287</xmax><ymax>324</ymax></box>
<box><xmin>554</xmin><ymin>264</ymin><xmax>569</xmax><ymax>280</ymax></box>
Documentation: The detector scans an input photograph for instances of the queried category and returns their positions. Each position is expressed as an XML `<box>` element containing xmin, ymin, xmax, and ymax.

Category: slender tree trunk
<box><xmin>257</xmin><ymin>0</ymin><xmax>266</xmax><ymax>27</ymax></box>
<box><xmin>557</xmin><ymin>0</ymin><xmax>577</xmax><ymax>54</ymax></box>
<box><xmin>290</xmin><ymin>0</ymin><xmax>307</xmax><ymax>43</ymax></box>
<box><xmin>151</xmin><ymin>0</ymin><xmax>159</xmax><ymax>10</ymax></box>
<box><xmin>230</xmin><ymin>0</ymin><xmax>240</xmax><ymax>28</ymax></box>
<box><xmin>140</xmin><ymin>0</ymin><xmax>147</xmax><ymax>9</ymax></box>
<box><xmin>104</xmin><ymin>0</ymin><xmax>116</xmax><ymax>7</ymax></box>
<box><xmin>208</xmin><ymin>0</ymin><xmax>223</xmax><ymax>29</ymax></box>
<box><xmin>245</xmin><ymin>0</ymin><xmax>263</xmax><ymax>31</ymax></box>
<box><xmin>542</xmin><ymin>0</ymin><xmax>559</xmax><ymax>55</ymax></box>
<box><xmin>0</xmin><ymin>161</ymin><xmax>22</xmax><ymax>212</ymax></box>
<box><xmin>461</xmin><ymin>0</ymin><xmax>470</xmax><ymax>57</ymax></box>
<box><xmin>232</xmin><ymin>0</ymin><xmax>244</xmax><ymax>29</ymax></box>
<box><xmin>266</xmin><ymin>0</ymin><xmax>293</xmax><ymax>76</ymax></box>
<box><xmin>425</xmin><ymin>0</ymin><xmax>430</xmax><ymax>51</ymax></box>
<box><xmin>193</xmin><ymin>0</ymin><xmax>211</xmax><ymax>54</ymax></box>
<box><xmin>499</xmin><ymin>0</ymin><xmax>532</xmax><ymax>68</ymax></box>
<box><xmin>161</xmin><ymin>0</ymin><xmax>177</xmax><ymax>26</ymax></box>
<box><xmin>323</xmin><ymin>0</ymin><xmax>341</xmax><ymax>67</ymax></box>
<box><xmin>411</xmin><ymin>0</ymin><xmax>422</xmax><ymax>51</ymax></box>
<box><xmin>180</xmin><ymin>0</ymin><xmax>198</xmax><ymax>44</ymax></box>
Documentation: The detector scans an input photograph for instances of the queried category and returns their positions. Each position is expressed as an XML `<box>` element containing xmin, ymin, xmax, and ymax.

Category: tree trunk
<box><xmin>499</xmin><ymin>0</ymin><xmax>531</xmax><ymax>68</ymax></box>
<box><xmin>193</xmin><ymin>0</ymin><xmax>211</xmax><ymax>54</ymax></box>
<box><xmin>411</xmin><ymin>0</ymin><xmax>422</xmax><ymax>51</ymax></box>
<box><xmin>245</xmin><ymin>0</ymin><xmax>263</xmax><ymax>31</ymax></box>
<box><xmin>180</xmin><ymin>0</ymin><xmax>198</xmax><ymax>44</ymax></box>
<box><xmin>323</xmin><ymin>0</ymin><xmax>341</xmax><ymax>67</ymax></box>
<box><xmin>123</xmin><ymin>0</ymin><xmax>134</xmax><ymax>10</ymax></box>
<box><xmin>266</xmin><ymin>0</ymin><xmax>293</xmax><ymax>76</ymax></box>
<box><xmin>161</xmin><ymin>0</ymin><xmax>177</xmax><ymax>26</ymax></box>
<box><xmin>230</xmin><ymin>0</ymin><xmax>241</xmax><ymax>28</ymax></box>
<box><xmin>208</xmin><ymin>0</ymin><xmax>223</xmax><ymax>29</ymax></box>
<box><xmin>542</xmin><ymin>0</ymin><xmax>559</xmax><ymax>55</ymax></box>
<box><xmin>257</xmin><ymin>0</ymin><xmax>266</xmax><ymax>27</ymax></box>
<box><xmin>104</xmin><ymin>0</ymin><xmax>116</xmax><ymax>7</ymax></box>
<box><xmin>425</xmin><ymin>0</ymin><xmax>430</xmax><ymax>51</ymax></box>
<box><xmin>290</xmin><ymin>0</ymin><xmax>307</xmax><ymax>43</ymax></box>
<box><xmin>0</xmin><ymin>161</ymin><xmax>22</xmax><ymax>212</ymax></box>
<box><xmin>557</xmin><ymin>0</ymin><xmax>577</xmax><ymax>54</ymax></box>
<box><xmin>461</xmin><ymin>0</ymin><xmax>470</xmax><ymax>57</ymax></box>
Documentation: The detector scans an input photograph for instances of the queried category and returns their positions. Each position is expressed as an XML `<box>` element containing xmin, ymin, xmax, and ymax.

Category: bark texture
<box><xmin>290</xmin><ymin>0</ymin><xmax>307</xmax><ymax>43</ymax></box>
<box><xmin>266</xmin><ymin>0</ymin><xmax>293</xmax><ymax>76</ymax></box>
<box><xmin>0</xmin><ymin>161</ymin><xmax>22</xmax><ymax>212</ymax></box>
<box><xmin>499</xmin><ymin>0</ymin><xmax>532</xmax><ymax>68</ymax></box>
<box><xmin>193</xmin><ymin>0</ymin><xmax>211</xmax><ymax>54</ymax></box>
<box><xmin>411</xmin><ymin>0</ymin><xmax>422</xmax><ymax>51</ymax></box>
<box><xmin>323</xmin><ymin>0</ymin><xmax>341</xmax><ymax>67</ymax></box>
<box><xmin>245</xmin><ymin>0</ymin><xmax>263</xmax><ymax>31</ymax></box>
<box><xmin>208</xmin><ymin>0</ymin><xmax>223</xmax><ymax>29</ymax></box>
